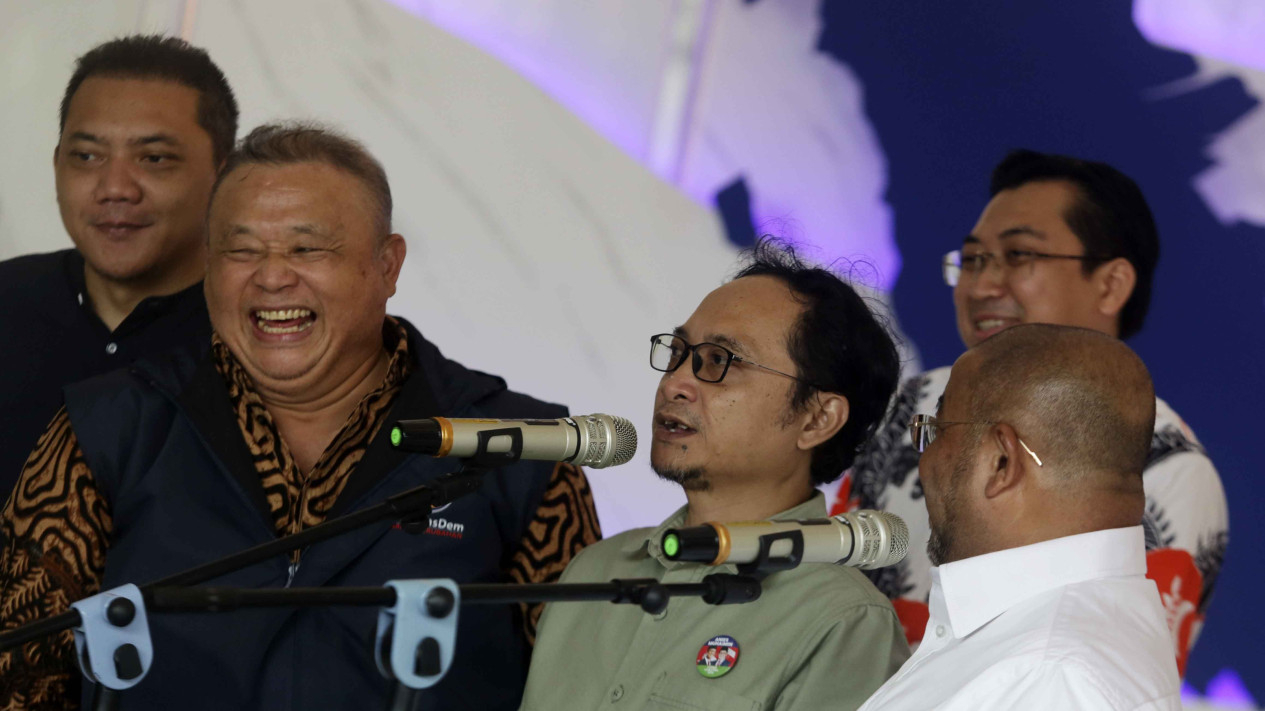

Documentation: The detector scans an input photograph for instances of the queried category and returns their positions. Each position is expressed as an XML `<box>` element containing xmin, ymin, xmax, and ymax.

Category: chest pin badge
<box><xmin>696</xmin><ymin>635</ymin><xmax>740</xmax><ymax>678</ymax></box>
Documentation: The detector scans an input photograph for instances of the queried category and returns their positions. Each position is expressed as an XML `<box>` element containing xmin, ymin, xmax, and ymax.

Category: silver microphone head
<box><xmin>572</xmin><ymin>414</ymin><xmax>638</xmax><ymax>468</ymax></box>
<box><xmin>835</xmin><ymin>510</ymin><xmax>909</xmax><ymax>569</ymax></box>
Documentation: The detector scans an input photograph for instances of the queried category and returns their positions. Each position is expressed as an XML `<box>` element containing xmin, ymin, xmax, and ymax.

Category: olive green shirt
<box><xmin>520</xmin><ymin>494</ymin><xmax>910</xmax><ymax>711</ymax></box>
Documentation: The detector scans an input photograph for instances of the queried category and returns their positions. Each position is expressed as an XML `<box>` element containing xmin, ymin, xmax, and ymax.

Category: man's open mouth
<box><xmin>253</xmin><ymin>308</ymin><xmax>317</xmax><ymax>335</ymax></box>
<box><xmin>657</xmin><ymin>414</ymin><xmax>697</xmax><ymax>435</ymax></box>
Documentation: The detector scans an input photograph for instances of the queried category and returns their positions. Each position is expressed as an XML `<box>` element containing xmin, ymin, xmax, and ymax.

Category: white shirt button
<box><xmin>935</xmin><ymin>624</ymin><xmax>947</xmax><ymax>638</ymax></box>
<box><xmin>105</xmin><ymin>342</ymin><xmax>118</xmax><ymax>355</ymax></box>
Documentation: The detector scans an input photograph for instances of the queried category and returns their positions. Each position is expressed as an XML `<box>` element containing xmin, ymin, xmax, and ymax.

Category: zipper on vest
<box><xmin>286</xmin><ymin>560</ymin><xmax>299</xmax><ymax>588</ymax></box>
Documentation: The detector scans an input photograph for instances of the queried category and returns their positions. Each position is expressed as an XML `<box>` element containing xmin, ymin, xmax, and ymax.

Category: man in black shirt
<box><xmin>0</xmin><ymin>35</ymin><xmax>238</xmax><ymax>495</ymax></box>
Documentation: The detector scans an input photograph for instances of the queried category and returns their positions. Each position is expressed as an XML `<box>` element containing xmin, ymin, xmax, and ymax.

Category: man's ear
<box><xmin>1093</xmin><ymin>257</ymin><xmax>1136</xmax><ymax>323</ymax></box>
<box><xmin>983</xmin><ymin>423</ymin><xmax>1029</xmax><ymax>499</ymax></box>
<box><xmin>379</xmin><ymin>233</ymin><xmax>407</xmax><ymax>299</ymax></box>
<box><xmin>796</xmin><ymin>392</ymin><xmax>849</xmax><ymax>451</ymax></box>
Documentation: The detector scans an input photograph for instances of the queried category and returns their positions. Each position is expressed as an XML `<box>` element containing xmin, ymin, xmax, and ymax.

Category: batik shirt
<box><xmin>834</xmin><ymin>366</ymin><xmax>1228</xmax><ymax>676</ymax></box>
<box><xmin>0</xmin><ymin>319</ymin><xmax>601</xmax><ymax>709</ymax></box>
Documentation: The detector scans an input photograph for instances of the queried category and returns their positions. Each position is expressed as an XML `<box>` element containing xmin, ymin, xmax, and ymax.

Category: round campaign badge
<box><xmin>695</xmin><ymin>635</ymin><xmax>740</xmax><ymax>678</ymax></box>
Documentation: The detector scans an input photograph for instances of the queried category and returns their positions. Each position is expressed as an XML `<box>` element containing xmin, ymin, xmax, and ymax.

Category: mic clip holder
<box><xmin>375</xmin><ymin>579</ymin><xmax>460</xmax><ymax>690</ymax></box>
<box><xmin>397</xmin><ymin>428</ymin><xmax>522</xmax><ymax>534</ymax></box>
<box><xmin>70</xmin><ymin>584</ymin><xmax>153</xmax><ymax>697</ymax></box>
<box><xmin>735</xmin><ymin>530</ymin><xmax>805</xmax><ymax>579</ymax></box>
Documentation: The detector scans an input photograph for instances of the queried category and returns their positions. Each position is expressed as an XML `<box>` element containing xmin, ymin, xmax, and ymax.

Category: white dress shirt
<box><xmin>840</xmin><ymin>367</ymin><xmax>1227</xmax><ymax>673</ymax></box>
<box><xmin>859</xmin><ymin>526</ymin><xmax>1181</xmax><ymax>711</ymax></box>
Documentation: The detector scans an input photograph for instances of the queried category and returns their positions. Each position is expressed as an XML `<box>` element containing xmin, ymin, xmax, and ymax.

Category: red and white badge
<box><xmin>696</xmin><ymin>635</ymin><xmax>740</xmax><ymax>678</ymax></box>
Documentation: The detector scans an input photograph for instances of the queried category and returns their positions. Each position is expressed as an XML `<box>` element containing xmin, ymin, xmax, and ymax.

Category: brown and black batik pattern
<box><xmin>211</xmin><ymin>321</ymin><xmax>412</xmax><ymax>545</ymax></box>
<box><xmin>0</xmin><ymin>408</ymin><xmax>110</xmax><ymax>709</ymax></box>
<box><xmin>506</xmin><ymin>461</ymin><xmax>602</xmax><ymax>643</ymax></box>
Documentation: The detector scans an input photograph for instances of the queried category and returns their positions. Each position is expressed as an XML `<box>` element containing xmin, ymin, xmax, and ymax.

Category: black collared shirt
<box><xmin>0</xmin><ymin>249</ymin><xmax>210</xmax><ymax>496</ymax></box>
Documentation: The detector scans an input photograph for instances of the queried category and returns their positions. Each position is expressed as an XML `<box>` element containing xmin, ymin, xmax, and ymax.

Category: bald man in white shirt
<box><xmin>859</xmin><ymin>324</ymin><xmax>1180</xmax><ymax>711</ymax></box>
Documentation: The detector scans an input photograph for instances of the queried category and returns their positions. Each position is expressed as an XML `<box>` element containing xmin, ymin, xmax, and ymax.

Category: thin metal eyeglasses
<box><xmin>649</xmin><ymin>333</ymin><xmax>812</xmax><ymax>385</ymax></box>
<box><xmin>941</xmin><ymin>248</ymin><xmax>1104</xmax><ymax>287</ymax></box>
<box><xmin>908</xmin><ymin>414</ymin><xmax>1043</xmax><ymax>466</ymax></box>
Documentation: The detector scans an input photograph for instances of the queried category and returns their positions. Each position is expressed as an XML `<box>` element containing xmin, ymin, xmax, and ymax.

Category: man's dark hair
<box><xmin>990</xmin><ymin>149</ymin><xmax>1159</xmax><ymax>339</ymax></box>
<box><xmin>60</xmin><ymin>34</ymin><xmax>239</xmax><ymax>164</ymax></box>
<box><xmin>734</xmin><ymin>239</ymin><xmax>900</xmax><ymax>485</ymax></box>
<box><xmin>213</xmin><ymin>122</ymin><xmax>393</xmax><ymax>238</ymax></box>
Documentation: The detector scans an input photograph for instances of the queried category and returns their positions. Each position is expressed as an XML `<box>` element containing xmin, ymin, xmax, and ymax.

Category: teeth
<box><xmin>662</xmin><ymin>420</ymin><xmax>692</xmax><ymax>433</ymax></box>
<box><xmin>257</xmin><ymin>319</ymin><xmax>315</xmax><ymax>335</ymax></box>
<box><xmin>255</xmin><ymin>308</ymin><xmax>314</xmax><ymax>321</ymax></box>
<box><xmin>976</xmin><ymin>319</ymin><xmax>1005</xmax><ymax>331</ymax></box>
<box><xmin>255</xmin><ymin>320</ymin><xmax>314</xmax><ymax>333</ymax></box>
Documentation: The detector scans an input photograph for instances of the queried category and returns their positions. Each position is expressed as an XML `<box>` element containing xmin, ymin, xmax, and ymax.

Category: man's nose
<box><xmin>253</xmin><ymin>252</ymin><xmax>300</xmax><ymax>291</ymax></box>
<box><xmin>94</xmin><ymin>157</ymin><xmax>143</xmax><ymax>204</ymax></box>
<box><xmin>658</xmin><ymin>359</ymin><xmax>701</xmax><ymax>402</ymax></box>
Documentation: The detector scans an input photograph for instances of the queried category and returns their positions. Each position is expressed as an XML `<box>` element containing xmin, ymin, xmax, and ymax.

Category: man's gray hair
<box><xmin>213</xmin><ymin>122</ymin><xmax>392</xmax><ymax>238</ymax></box>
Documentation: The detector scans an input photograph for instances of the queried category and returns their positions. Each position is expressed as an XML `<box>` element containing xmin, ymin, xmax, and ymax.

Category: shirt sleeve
<box><xmin>504</xmin><ymin>462</ymin><xmax>602</xmax><ymax>645</ymax></box>
<box><xmin>963</xmin><ymin>661</ymin><xmax>1180</xmax><ymax>711</ymax></box>
<box><xmin>775</xmin><ymin>603</ymin><xmax>910</xmax><ymax>711</ymax></box>
<box><xmin>1139</xmin><ymin>442</ymin><xmax>1228</xmax><ymax>676</ymax></box>
<box><xmin>0</xmin><ymin>407</ymin><xmax>112</xmax><ymax>710</ymax></box>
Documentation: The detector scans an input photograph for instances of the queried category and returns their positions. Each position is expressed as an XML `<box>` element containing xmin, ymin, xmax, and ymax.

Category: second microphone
<box><xmin>391</xmin><ymin>414</ymin><xmax>638</xmax><ymax>469</ymax></box>
<box><xmin>661</xmin><ymin>510</ymin><xmax>909</xmax><ymax>570</ymax></box>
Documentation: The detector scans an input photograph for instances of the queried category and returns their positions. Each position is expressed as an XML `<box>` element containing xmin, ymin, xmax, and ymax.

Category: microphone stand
<box><xmin>143</xmin><ymin>573</ymin><xmax>766</xmax><ymax>710</ymax></box>
<box><xmin>0</xmin><ymin>420</ymin><xmax>798</xmax><ymax>710</ymax></box>
<box><xmin>0</xmin><ymin>439</ymin><xmax>528</xmax><ymax>708</ymax></box>
<box><xmin>0</xmin><ymin>425</ymin><xmax>539</xmax><ymax>655</ymax></box>
<box><xmin>0</xmin><ymin>467</ymin><xmax>486</xmax><ymax>650</ymax></box>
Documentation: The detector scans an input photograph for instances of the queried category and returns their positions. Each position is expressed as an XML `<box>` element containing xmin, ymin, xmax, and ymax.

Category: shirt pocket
<box><xmin>646</xmin><ymin>671</ymin><xmax>764</xmax><ymax>711</ymax></box>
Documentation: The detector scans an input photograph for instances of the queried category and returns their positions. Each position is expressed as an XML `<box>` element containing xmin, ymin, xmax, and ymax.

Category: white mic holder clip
<box><xmin>374</xmin><ymin>579</ymin><xmax>460</xmax><ymax>692</ymax></box>
<box><xmin>70</xmin><ymin>583</ymin><xmax>154</xmax><ymax>709</ymax></box>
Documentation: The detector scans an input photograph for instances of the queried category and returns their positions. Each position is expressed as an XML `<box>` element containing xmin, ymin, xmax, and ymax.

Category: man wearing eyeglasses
<box><xmin>858</xmin><ymin>324</ymin><xmax>1181</xmax><ymax>710</ymax></box>
<box><xmin>520</xmin><ymin>240</ymin><xmax>910</xmax><ymax>711</ymax></box>
<box><xmin>840</xmin><ymin>149</ymin><xmax>1227</xmax><ymax>676</ymax></box>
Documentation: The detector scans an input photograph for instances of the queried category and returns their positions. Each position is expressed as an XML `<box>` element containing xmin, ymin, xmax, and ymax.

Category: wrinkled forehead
<box><xmin>209</xmin><ymin>162</ymin><xmax>376</xmax><ymax>235</ymax></box>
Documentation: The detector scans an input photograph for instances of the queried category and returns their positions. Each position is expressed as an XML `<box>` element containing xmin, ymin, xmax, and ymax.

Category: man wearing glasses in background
<box><xmin>520</xmin><ymin>240</ymin><xmax>910</xmax><ymax>711</ymax></box>
<box><xmin>858</xmin><ymin>324</ymin><xmax>1181</xmax><ymax>710</ymax></box>
<box><xmin>840</xmin><ymin>150</ymin><xmax>1227</xmax><ymax>676</ymax></box>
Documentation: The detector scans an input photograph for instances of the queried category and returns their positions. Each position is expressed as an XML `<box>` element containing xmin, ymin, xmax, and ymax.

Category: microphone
<box><xmin>390</xmin><ymin>414</ymin><xmax>638</xmax><ymax>469</ymax></box>
<box><xmin>661</xmin><ymin>510</ymin><xmax>908</xmax><ymax>570</ymax></box>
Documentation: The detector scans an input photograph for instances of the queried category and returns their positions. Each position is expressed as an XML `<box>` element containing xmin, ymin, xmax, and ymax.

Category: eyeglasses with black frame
<box><xmin>941</xmin><ymin>248</ymin><xmax>1104</xmax><ymax>287</ymax></box>
<box><xmin>908</xmin><ymin>414</ymin><xmax>1043</xmax><ymax>466</ymax></box>
<box><xmin>649</xmin><ymin>333</ymin><xmax>811</xmax><ymax>386</ymax></box>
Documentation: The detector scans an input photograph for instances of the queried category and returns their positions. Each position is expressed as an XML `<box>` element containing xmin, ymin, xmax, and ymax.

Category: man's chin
<box><xmin>926</xmin><ymin>529</ymin><xmax>952</xmax><ymax>567</ymax></box>
<box><xmin>651</xmin><ymin>464</ymin><xmax>710</xmax><ymax>492</ymax></box>
<box><xmin>81</xmin><ymin>253</ymin><xmax>163</xmax><ymax>286</ymax></box>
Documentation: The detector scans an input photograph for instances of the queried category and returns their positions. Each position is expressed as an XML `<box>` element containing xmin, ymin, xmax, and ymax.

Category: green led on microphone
<box><xmin>663</xmin><ymin>533</ymin><xmax>680</xmax><ymax>558</ymax></box>
<box><xmin>390</xmin><ymin>426</ymin><xmax>402</xmax><ymax>447</ymax></box>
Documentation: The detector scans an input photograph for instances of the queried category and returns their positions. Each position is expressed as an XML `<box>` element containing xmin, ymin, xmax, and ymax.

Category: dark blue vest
<box><xmin>64</xmin><ymin>319</ymin><xmax>563</xmax><ymax>710</ymax></box>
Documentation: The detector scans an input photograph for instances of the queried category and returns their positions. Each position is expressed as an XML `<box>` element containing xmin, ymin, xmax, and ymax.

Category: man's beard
<box><xmin>652</xmin><ymin>463</ymin><xmax>711</xmax><ymax>492</ymax></box>
<box><xmin>926</xmin><ymin>447</ymin><xmax>972</xmax><ymax>566</ymax></box>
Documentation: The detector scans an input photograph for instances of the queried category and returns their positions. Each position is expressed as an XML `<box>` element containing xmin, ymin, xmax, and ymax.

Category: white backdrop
<box><xmin>0</xmin><ymin>0</ymin><xmax>749</xmax><ymax>532</ymax></box>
